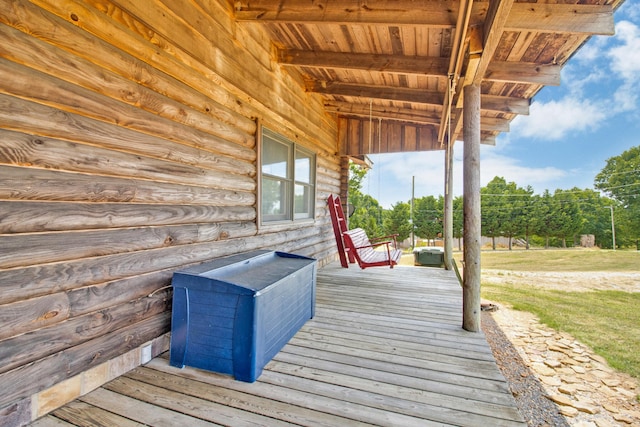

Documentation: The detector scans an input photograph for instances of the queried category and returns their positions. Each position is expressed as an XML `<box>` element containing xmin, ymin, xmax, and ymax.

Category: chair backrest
<box><xmin>343</xmin><ymin>228</ymin><xmax>375</xmax><ymax>260</ymax></box>
<box><xmin>327</xmin><ymin>194</ymin><xmax>350</xmax><ymax>267</ymax></box>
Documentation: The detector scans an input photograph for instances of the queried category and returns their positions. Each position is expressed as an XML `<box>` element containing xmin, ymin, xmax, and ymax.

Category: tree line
<box><xmin>348</xmin><ymin>145</ymin><xmax>640</xmax><ymax>250</ymax></box>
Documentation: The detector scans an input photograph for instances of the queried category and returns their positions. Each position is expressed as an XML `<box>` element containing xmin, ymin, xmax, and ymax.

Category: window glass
<box><xmin>262</xmin><ymin>177</ymin><xmax>288</xmax><ymax>219</ymax></box>
<box><xmin>295</xmin><ymin>150</ymin><xmax>312</xmax><ymax>184</ymax></box>
<box><xmin>294</xmin><ymin>184</ymin><xmax>312</xmax><ymax>217</ymax></box>
<box><xmin>262</xmin><ymin>138</ymin><xmax>290</xmax><ymax>178</ymax></box>
<box><xmin>260</xmin><ymin>127</ymin><xmax>315</xmax><ymax>224</ymax></box>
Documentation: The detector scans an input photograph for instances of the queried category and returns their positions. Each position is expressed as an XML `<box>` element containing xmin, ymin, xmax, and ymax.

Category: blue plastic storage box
<box><xmin>169</xmin><ymin>250</ymin><xmax>317</xmax><ymax>382</ymax></box>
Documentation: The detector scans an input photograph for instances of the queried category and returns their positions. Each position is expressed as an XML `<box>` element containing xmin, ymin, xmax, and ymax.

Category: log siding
<box><xmin>0</xmin><ymin>0</ymin><xmax>339</xmax><ymax>422</ymax></box>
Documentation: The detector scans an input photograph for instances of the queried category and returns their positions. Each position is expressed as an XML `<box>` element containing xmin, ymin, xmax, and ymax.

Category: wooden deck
<box><xmin>31</xmin><ymin>264</ymin><xmax>526</xmax><ymax>427</ymax></box>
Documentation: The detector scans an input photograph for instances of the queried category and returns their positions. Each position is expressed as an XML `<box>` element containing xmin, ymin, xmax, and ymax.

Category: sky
<box><xmin>362</xmin><ymin>1</ymin><xmax>640</xmax><ymax>209</ymax></box>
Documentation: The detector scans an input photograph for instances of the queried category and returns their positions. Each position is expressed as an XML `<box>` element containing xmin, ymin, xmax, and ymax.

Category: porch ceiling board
<box><xmin>234</xmin><ymin>0</ymin><xmax>621</xmax><ymax>154</ymax></box>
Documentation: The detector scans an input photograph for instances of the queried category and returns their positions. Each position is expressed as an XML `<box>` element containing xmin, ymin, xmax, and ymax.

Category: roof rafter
<box><xmin>279</xmin><ymin>50</ymin><xmax>449</xmax><ymax>77</ymax></box>
<box><xmin>323</xmin><ymin>101</ymin><xmax>441</xmax><ymax>125</ymax></box>
<box><xmin>448</xmin><ymin>0</ymin><xmax>515</xmax><ymax>143</ymax></box>
<box><xmin>234</xmin><ymin>0</ymin><xmax>464</xmax><ymax>27</ymax></box>
<box><xmin>306</xmin><ymin>81</ymin><xmax>444</xmax><ymax>106</ymax></box>
<box><xmin>279</xmin><ymin>50</ymin><xmax>559</xmax><ymax>86</ymax></box>
<box><xmin>485</xmin><ymin>61</ymin><xmax>561</xmax><ymax>86</ymax></box>
<box><xmin>481</xmin><ymin>94</ymin><xmax>530</xmax><ymax>115</ymax></box>
<box><xmin>324</xmin><ymin>100</ymin><xmax>510</xmax><ymax>132</ymax></box>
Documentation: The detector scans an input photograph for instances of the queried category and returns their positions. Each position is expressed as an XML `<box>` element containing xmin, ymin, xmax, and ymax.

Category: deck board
<box><xmin>42</xmin><ymin>263</ymin><xmax>525</xmax><ymax>427</ymax></box>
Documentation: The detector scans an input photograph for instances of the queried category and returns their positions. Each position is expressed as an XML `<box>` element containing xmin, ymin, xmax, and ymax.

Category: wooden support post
<box><xmin>443</xmin><ymin>140</ymin><xmax>454</xmax><ymax>270</ymax></box>
<box><xmin>462</xmin><ymin>84</ymin><xmax>481</xmax><ymax>332</ymax></box>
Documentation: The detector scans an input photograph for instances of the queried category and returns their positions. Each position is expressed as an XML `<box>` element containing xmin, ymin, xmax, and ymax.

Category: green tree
<box><xmin>383</xmin><ymin>202</ymin><xmax>412</xmax><ymax>242</ymax></box>
<box><xmin>594</xmin><ymin>145</ymin><xmax>640</xmax><ymax>244</ymax></box>
<box><xmin>453</xmin><ymin>196</ymin><xmax>464</xmax><ymax>249</ymax></box>
<box><xmin>481</xmin><ymin>177</ymin><xmax>507</xmax><ymax>249</ymax></box>
<box><xmin>502</xmin><ymin>185</ymin><xmax>534</xmax><ymax>250</ymax></box>
<box><xmin>520</xmin><ymin>189</ymin><xmax>537</xmax><ymax>249</ymax></box>
<box><xmin>572</xmin><ymin>188</ymin><xmax>616</xmax><ymax>249</ymax></box>
<box><xmin>481</xmin><ymin>177</ymin><xmax>531</xmax><ymax>250</ymax></box>
<box><xmin>550</xmin><ymin>189</ymin><xmax>584</xmax><ymax>247</ymax></box>
<box><xmin>413</xmin><ymin>196</ymin><xmax>443</xmax><ymax>243</ymax></box>
<box><xmin>533</xmin><ymin>190</ymin><xmax>555</xmax><ymax>248</ymax></box>
<box><xmin>348</xmin><ymin>163</ymin><xmax>384</xmax><ymax>238</ymax></box>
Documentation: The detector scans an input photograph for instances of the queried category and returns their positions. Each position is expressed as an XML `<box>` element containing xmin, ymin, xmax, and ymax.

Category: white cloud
<box><xmin>608</xmin><ymin>21</ymin><xmax>640</xmax><ymax>81</ymax></box>
<box><xmin>364</xmin><ymin>145</ymin><xmax>572</xmax><ymax>208</ymax></box>
<box><xmin>607</xmin><ymin>20</ymin><xmax>640</xmax><ymax>113</ymax></box>
<box><xmin>618</xmin><ymin>1</ymin><xmax>640</xmax><ymax>22</ymax></box>
<box><xmin>477</xmin><ymin>150</ymin><xmax>569</xmax><ymax>194</ymax></box>
<box><xmin>363</xmin><ymin>152</ymin><xmax>446</xmax><ymax>207</ymax></box>
<box><xmin>512</xmin><ymin>20</ymin><xmax>640</xmax><ymax>142</ymax></box>
<box><xmin>512</xmin><ymin>98</ymin><xmax>606</xmax><ymax>141</ymax></box>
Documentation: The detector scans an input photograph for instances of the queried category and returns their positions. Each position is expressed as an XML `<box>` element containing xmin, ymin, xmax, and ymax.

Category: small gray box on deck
<box><xmin>413</xmin><ymin>247</ymin><xmax>444</xmax><ymax>267</ymax></box>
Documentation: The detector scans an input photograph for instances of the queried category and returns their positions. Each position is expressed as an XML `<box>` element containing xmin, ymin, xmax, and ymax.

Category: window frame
<box><xmin>259</xmin><ymin>126</ymin><xmax>316</xmax><ymax>226</ymax></box>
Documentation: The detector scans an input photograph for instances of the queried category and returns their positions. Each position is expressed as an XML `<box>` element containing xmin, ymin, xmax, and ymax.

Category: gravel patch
<box><xmin>482</xmin><ymin>311</ymin><xmax>570</xmax><ymax>427</ymax></box>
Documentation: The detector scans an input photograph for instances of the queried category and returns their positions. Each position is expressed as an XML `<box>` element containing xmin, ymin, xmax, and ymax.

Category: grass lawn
<box><xmin>461</xmin><ymin>247</ymin><xmax>640</xmax><ymax>272</ymax></box>
<box><xmin>471</xmin><ymin>249</ymin><xmax>640</xmax><ymax>382</ymax></box>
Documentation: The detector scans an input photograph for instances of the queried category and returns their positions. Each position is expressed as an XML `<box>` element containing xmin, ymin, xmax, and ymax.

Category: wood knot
<box><xmin>40</xmin><ymin>310</ymin><xmax>59</xmax><ymax>321</ymax></box>
<box><xmin>70</xmin><ymin>13</ymin><xmax>79</xmax><ymax>22</ymax></box>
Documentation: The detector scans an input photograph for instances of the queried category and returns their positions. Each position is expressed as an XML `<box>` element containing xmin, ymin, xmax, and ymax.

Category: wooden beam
<box><xmin>481</xmin><ymin>135</ymin><xmax>497</xmax><ymax>146</ymax></box>
<box><xmin>481</xmin><ymin>117</ymin><xmax>510</xmax><ymax>132</ymax></box>
<box><xmin>234</xmin><ymin>0</ymin><xmax>463</xmax><ymax>27</ymax></box>
<box><xmin>438</xmin><ymin>0</ymin><xmax>474</xmax><ymax>144</ymax></box>
<box><xmin>324</xmin><ymin>101</ymin><xmax>441</xmax><ymax>125</ymax></box>
<box><xmin>506</xmin><ymin>3</ymin><xmax>615</xmax><ymax>35</ymax></box>
<box><xmin>470</xmin><ymin>0</ymin><xmax>515</xmax><ymax>86</ymax></box>
<box><xmin>307</xmin><ymin>81</ymin><xmax>443</xmax><ymax>106</ymax></box>
<box><xmin>485</xmin><ymin>61</ymin><xmax>561</xmax><ymax>86</ymax></box>
<box><xmin>481</xmin><ymin>94</ymin><xmax>529</xmax><ymax>115</ymax></box>
<box><xmin>279</xmin><ymin>50</ymin><xmax>449</xmax><ymax>77</ymax></box>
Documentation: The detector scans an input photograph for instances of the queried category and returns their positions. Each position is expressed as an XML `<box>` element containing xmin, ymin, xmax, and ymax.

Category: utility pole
<box><xmin>609</xmin><ymin>205</ymin><xmax>616</xmax><ymax>251</ymax></box>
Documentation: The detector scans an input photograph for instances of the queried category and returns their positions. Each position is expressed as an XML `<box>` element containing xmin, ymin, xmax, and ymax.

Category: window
<box><xmin>261</xmin><ymin>127</ymin><xmax>315</xmax><ymax>223</ymax></box>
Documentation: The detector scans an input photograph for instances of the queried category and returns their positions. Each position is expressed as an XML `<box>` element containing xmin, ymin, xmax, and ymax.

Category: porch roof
<box><xmin>36</xmin><ymin>264</ymin><xmax>525</xmax><ymax>426</ymax></box>
<box><xmin>234</xmin><ymin>0</ymin><xmax>622</xmax><ymax>155</ymax></box>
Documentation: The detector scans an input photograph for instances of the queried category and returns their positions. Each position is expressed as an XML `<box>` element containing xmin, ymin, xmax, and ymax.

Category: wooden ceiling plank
<box><xmin>278</xmin><ymin>50</ymin><xmax>449</xmax><ymax>77</ymax></box>
<box><xmin>506</xmin><ymin>3</ymin><xmax>614</xmax><ymax>35</ymax></box>
<box><xmin>485</xmin><ymin>61</ymin><xmax>561</xmax><ymax>86</ymax></box>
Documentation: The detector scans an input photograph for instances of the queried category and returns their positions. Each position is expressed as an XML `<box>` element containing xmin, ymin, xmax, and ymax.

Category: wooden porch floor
<box><xmin>32</xmin><ymin>263</ymin><xmax>526</xmax><ymax>427</ymax></box>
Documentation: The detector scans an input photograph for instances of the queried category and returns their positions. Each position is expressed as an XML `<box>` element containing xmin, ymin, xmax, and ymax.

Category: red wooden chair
<box><xmin>342</xmin><ymin>228</ymin><xmax>402</xmax><ymax>269</ymax></box>
<box><xmin>327</xmin><ymin>194</ymin><xmax>401</xmax><ymax>269</ymax></box>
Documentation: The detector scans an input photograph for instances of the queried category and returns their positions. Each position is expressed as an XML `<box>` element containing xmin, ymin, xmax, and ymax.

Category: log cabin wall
<box><xmin>0</xmin><ymin>0</ymin><xmax>340</xmax><ymax>423</ymax></box>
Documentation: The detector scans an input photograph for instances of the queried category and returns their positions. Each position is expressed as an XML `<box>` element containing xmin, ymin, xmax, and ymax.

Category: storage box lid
<box><xmin>172</xmin><ymin>250</ymin><xmax>316</xmax><ymax>293</ymax></box>
<box><xmin>413</xmin><ymin>247</ymin><xmax>444</xmax><ymax>254</ymax></box>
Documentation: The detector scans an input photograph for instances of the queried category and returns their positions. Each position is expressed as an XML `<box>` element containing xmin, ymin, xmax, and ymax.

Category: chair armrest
<box><xmin>370</xmin><ymin>233</ymin><xmax>399</xmax><ymax>247</ymax></box>
<box><xmin>370</xmin><ymin>233</ymin><xmax>399</xmax><ymax>241</ymax></box>
<box><xmin>354</xmin><ymin>241</ymin><xmax>392</xmax><ymax>250</ymax></box>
